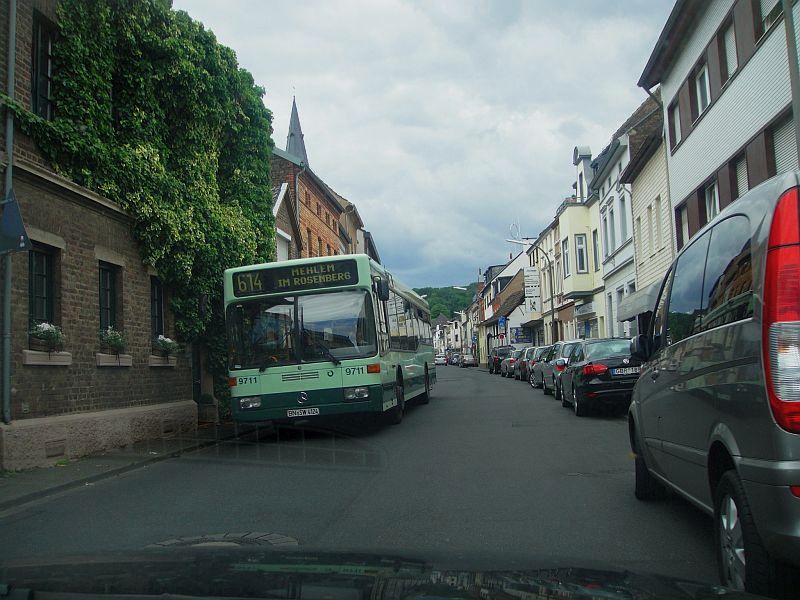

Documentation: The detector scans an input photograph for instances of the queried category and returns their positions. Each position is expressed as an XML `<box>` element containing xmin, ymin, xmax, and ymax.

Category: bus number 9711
<box><xmin>345</xmin><ymin>366</ymin><xmax>365</xmax><ymax>376</ymax></box>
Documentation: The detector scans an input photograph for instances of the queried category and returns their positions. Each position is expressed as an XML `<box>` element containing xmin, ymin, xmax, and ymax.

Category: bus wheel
<box><xmin>387</xmin><ymin>376</ymin><xmax>404</xmax><ymax>425</ymax></box>
<box><xmin>420</xmin><ymin>368</ymin><xmax>431</xmax><ymax>404</ymax></box>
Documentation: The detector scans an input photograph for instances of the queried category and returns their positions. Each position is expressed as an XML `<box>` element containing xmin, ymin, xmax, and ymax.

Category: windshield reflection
<box><xmin>228</xmin><ymin>290</ymin><xmax>377</xmax><ymax>370</ymax></box>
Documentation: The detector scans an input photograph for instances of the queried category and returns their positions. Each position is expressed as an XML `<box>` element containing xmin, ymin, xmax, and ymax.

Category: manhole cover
<box><xmin>147</xmin><ymin>532</ymin><xmax>299</xmax><ymax>549</ymax></box>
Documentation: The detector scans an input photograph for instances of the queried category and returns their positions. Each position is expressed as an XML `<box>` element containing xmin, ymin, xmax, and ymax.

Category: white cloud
<box><xmin>174</xmin><ymin>0</ymin><xmax>673</xmax><ymax>286</ymax></box>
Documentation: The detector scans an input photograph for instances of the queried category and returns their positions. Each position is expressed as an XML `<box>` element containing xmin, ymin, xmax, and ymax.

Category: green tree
<box><xmin>4</xmin><ymin>0</ymin><xmax>275</xmax><ymax>408</ymax></box>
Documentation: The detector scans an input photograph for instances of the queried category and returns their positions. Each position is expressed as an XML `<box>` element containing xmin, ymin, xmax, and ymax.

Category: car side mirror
<box><xmin>631</xmin><ymin>334</ymin><xmax>652</xmax><ymax>361</ymax></box>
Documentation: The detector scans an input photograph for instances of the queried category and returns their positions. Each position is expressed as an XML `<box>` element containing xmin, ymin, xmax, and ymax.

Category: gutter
<box><xmin>2</xmin><ymin>0</ymin><xmax>17</xmax><ymax>424</ymax></box>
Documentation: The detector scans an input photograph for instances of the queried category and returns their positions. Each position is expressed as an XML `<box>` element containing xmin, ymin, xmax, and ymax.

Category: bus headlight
<box><xmin>343</xmin><ymin>387</ymin><xmax>370</xmax><ymax>400</ymax></box>
<box><xmin>239</xmin><ymin>396</ymin><xmax>262</xmax><ymax>409</ymax></box>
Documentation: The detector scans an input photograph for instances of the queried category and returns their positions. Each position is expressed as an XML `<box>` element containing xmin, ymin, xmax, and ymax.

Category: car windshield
<box><xmin>227</xmin><ymin>290</ymin><xmax>377</xmax><ymax>369</ymax></box>
<box><xmin>511</xmin><ymin>350</ymin><xmax>522</xmax><ymax>359</ymax></box>
<box><xmin>586</xmin><ymin>340</ymin><xmax>632</xmax><ymax>359</ymax></box>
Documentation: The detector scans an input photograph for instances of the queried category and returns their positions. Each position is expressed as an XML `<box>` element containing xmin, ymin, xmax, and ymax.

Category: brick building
<box><xmin>271</xmin><ymin>99</ymin><xmax>343</xmax><ymax>259</ymax></box>
<box><xmin>0</xmin><ymin>0</ymin><xmax>194</xmax><ymax>469</ymax></box>
<box><xmin>272</xmin><ymin>183</ymin><xmax>303</xmax><ymax>261</ymax></box>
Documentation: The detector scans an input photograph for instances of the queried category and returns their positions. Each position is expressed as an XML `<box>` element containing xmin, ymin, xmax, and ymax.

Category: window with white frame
<box><xmin>735</xmin><ymin>156</ymin><xmax>748</xmax><ymax>199</ymax></box>
<box><xmin>680</xmin><ymin>205</ymin><xmax>689</xmax><ymax>245</ymax></box>
<box><xmin>562</xmin><ymin>238</ymin><xmax>570</xmax><ymax>277</ymax></box>
<box><xmin>647</xmin><ymin>204</ymin><xmax>654</xmax><ymax>256</ymax></box>
<box><xmin>592</xmin><ymin>229</ymin><xmax>599</xmax><ymax>271</ymax></box>
<box><xmin>723</xmin><ymin>22</ymin><xmax>737</xmax><ymax>81</ymax></box>
<box><xmin>619</xmin><ymin>195</ymin><xmax>628</xmax><ymax>241</ymax></box>
<box><xmin>655</xmin><ymin>196</ymin><xmax>663</xmax><ymax>249</ymax></box>
<box><xmin>705</xmin><ymin>180</ymin><xmax>719</xmax><ymax>222</ymax></box>
<box><xmin>602</xmin><ymin>215</ymin><xmax>609</xmax><ymax>257</ymax></box>
<box><xmin>575</xmin><ymin>234</ymin><xmax>587</xmax><ymax>273</ymax></box>
<box><xmin>760</xmin><ymin>0</ymin><xmax>782</xmax><ymax>33</ymax></box>
<box><xmin>695</xmin><ymin>62</ymin><xmax>710</xmax><ymax>115</ymax></box>
<box><xmin>670</xmin><ymin>103</ymin><xmax>682</xmax><ymax>147</ymax></box>
<box><xmin>635</xmin><ymin>217</ymin><xmax>642</xmax><ymax>259</ymax></box>
<box><xmin>609</xmin><ymin>207</ymin><xmax>616</xmax><ymax>251</ymax></box>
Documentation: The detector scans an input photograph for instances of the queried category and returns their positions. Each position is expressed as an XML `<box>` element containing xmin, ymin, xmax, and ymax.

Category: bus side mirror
<box><xmin>376</xmin><ymin>280</ymin><xmax>390</xmax><ymax>301</ymax></box>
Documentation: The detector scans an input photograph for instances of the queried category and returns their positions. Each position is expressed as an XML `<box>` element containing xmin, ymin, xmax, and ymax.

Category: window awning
<box><xmin>617</xmin><ymin>281</ymin><xmax>661</xmax><ymax>322</ymax></box>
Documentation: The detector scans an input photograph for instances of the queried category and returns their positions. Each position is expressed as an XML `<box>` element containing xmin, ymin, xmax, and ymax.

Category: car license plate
<box><xmin>612</xmin><ymin>367</ymin><xmax>640</xmax><ymax>375</ymax></box>
<box><xmin>287</xmin><ymin>408</ymin><xmax>320</xmax><ymax>417</ymax></box>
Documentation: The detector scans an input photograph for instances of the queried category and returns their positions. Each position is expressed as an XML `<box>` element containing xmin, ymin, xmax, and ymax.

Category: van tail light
<box><xmin>556</xmin><ymin>363</ymin><xmax>566</xmax><ymax>372</ymax></box>
<box><xmin>763</xmin><ymin>187</ymin><xmax>800</xmax><ymax>433</ymax></box>
<box><xmin>582</xmin><ymin>363</ymin><xmax>609</xmax><ymax>377</ymax></box>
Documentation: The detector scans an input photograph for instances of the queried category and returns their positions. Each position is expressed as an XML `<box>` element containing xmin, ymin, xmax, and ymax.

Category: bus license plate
<box><xmin>612</xmin><ymin>367</ymin><xmax>640</xmax><ymax>375</ymax></box>
<box><xmin>287</xmin><ymin>408</ymin><xmax>320</xmax><ymax>417</ymax></box>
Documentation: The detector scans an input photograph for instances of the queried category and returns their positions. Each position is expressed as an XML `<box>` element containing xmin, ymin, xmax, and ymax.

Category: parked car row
<box><xmin>487</xmin><ymin>176</ymin><xmax>800</xmax><ymax>596</ymax></box>
<box><xmin>435</xmin><ymin>352</ymin><xmax>478</xmax><ymax>368</ymax></box>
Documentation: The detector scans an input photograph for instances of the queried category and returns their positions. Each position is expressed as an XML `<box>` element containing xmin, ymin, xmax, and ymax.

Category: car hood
<box><xmin>0</xmin><ymin>548</ymin><xmax>767</xmax><ymax>599</ymax></box>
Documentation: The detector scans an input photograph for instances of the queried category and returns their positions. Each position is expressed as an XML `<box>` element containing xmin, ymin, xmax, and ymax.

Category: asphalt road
<box><xmin>0</xmin><ymin>366</ymin><xmax>717</xmax><ymax>584</ymax></box>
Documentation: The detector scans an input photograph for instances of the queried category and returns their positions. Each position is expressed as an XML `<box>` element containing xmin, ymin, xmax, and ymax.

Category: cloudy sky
<box><xmin>173</xmin><ymin>0</ymin><xmax>674</xmax><ymax>287</ymax></box>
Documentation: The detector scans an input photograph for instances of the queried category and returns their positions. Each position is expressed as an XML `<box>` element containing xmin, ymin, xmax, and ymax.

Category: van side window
<box><xmin>700</xmin><ymin>216</ymin><xmax>754</xmax><ymax>331</ymax></box>
<box><xmin>666</xmin><ymin>231</ymin><xmax>711</xmax><ymax>345</ymax></box>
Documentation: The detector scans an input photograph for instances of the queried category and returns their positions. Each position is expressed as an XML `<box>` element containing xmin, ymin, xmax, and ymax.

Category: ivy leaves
<box><xmin>10</xmin><ymin>0</ymin><xmax>275</xmax><ymax>400</ymax></box>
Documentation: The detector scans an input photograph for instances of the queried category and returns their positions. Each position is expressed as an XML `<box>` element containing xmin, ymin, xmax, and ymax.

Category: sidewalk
<box><xmin>0</xmin><ymin>421</ymin><xmax>261</xmax><ymax>511</ymax></box>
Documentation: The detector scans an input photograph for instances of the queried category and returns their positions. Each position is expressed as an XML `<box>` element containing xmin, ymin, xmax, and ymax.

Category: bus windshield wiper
<box><xmin>304</xmin><ymin>330</ymin><xmax>341</xmax><ymax>365</ymax></box>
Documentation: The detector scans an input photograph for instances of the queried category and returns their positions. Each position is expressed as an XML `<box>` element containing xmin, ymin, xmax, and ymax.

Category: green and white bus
<box><xmin>224</xmin><ymin>254</ymin><xmax>435</xmax><ymax>424</ymax></box>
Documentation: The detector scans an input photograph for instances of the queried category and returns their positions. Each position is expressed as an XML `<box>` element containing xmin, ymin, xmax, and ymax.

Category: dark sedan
<box><xmin>558</xmin><ymin>338</ymin><xmax>642</xmax><ymax>416</ymax></box>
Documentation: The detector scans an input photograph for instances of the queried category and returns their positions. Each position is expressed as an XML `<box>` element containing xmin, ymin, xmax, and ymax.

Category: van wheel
<box><xmin>634</xmin><ymin>440</ymin><xmax>665</xmax><ymax>501</ymax></box>
<box><xmin>387</xmin><ymin>377</ymin><xmax>404</xmax><ymax>425</ymax></box>
<box><xmin>419</xmin><ymin>368</ymin><xmax>431</xmax><ymax>404</ymax></box>
<box><xmin>713</xmin><ymin>470</ymin><xmax>799</xmax><ymax>596</ymax></box>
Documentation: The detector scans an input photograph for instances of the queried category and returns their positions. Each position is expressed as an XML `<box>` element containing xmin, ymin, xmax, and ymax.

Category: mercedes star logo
<box><xmin>623</xmin><ymin>358</ymin><xmax>630</xmax><ymax>365</ymax></box>
<box><xmin>298</xmin><ymin>391</ymin><xmax>308</xmax><ymax>405</ymax></box>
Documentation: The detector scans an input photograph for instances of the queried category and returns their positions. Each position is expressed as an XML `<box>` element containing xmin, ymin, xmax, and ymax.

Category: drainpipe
<box><xmin>783</xmin><ymin>0</ymin><xmax>800</xmax><ymax>158</ymax></box>
<box><xmin>2</xmin><ymin>0</ymin><xmax>17</xmax><ymax>424</ymax></box>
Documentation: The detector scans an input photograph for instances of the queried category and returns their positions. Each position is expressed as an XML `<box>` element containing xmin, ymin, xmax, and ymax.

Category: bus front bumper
<box><xmin>231</xmin><ymin>384</ymin><xmax>386</xmax><ymax>422</ymax></box>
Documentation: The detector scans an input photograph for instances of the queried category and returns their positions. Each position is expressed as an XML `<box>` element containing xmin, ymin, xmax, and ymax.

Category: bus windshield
<box><xmin>228</xmin><ymin>289</ymin><xmax>378</xmax><ymax>370</ymax></box>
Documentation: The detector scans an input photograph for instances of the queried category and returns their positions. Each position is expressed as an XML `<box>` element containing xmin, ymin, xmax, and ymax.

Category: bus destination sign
<box><xmin>233</xmin><ymin>259</ymin><xmax>358</xmax><ymax>296</ymax></box>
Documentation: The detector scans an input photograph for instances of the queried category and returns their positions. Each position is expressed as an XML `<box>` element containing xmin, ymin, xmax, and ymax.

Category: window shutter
<box><xmin>736</xmin><ymin>157</ymin><xmax>748</xmax><ymax>198</ymax></box>
<box><xmin>724</xmin><ymin>25</ymin><xmax>737</xmax><ymax>77</ymax></box>
<box><xmin>773</xmin><ymin>118</ymin><xmax>799</xmax><ymax>175</ymax></box>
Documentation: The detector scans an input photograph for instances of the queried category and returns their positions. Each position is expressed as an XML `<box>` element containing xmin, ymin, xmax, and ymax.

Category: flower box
<box><xmin>96</xmin><ymin>352</ymin><xmax>133</xmax><ymax>367</ymax></box>
<box><xmin>22</xmin><ymin>349</ymin><xmax>72</xmax><ymax>366</ymax></box>
<box><xmin>148</xmin><ymin>354</ymin><xmax>177</xmax><ymax>368</ymax></box>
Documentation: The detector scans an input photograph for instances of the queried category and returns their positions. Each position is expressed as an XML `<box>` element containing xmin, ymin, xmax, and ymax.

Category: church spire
<box><xmin>286</xmin><ymin>97</ymin><xmax>309</xmax><ymax>165</ymax></box>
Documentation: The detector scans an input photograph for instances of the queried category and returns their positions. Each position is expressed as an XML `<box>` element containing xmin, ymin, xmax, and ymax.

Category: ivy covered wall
<box><xmin>5</xmin><ymin>0</ymin><xmax>275</xmax><ymax>404</ymax></box>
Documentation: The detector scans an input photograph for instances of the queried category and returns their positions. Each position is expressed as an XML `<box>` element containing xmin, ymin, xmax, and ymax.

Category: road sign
<box><xmin>498</xmin><ymin>316</ymin><xmax>506</xmax><ymax>328</ymax></box>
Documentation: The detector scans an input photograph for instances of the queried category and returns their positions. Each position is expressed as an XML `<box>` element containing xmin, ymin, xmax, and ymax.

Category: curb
<box><xmin>0</xmin><ymin>423</ymin><xmax>260</xmax><ymax>512</ymax></box>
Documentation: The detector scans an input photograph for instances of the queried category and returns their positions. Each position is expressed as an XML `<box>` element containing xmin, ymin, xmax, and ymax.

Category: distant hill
<box><xmin>413</xmin><ymin>283</ymin><xmax>478</xmax><ymax>319</ymax></box>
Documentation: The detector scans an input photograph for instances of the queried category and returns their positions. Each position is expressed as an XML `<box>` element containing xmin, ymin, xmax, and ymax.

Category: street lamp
<box><xmin>506</xmin><ymin>237</ymin><xmax>558</xmax><ymax>344</ymax></box>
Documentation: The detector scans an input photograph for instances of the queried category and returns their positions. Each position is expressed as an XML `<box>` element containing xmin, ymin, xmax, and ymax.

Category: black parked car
<box><xmin>558</xmin><ymin>338</ymin><xmax>641</xmax><ymax>416</ymax></box>
<box><xmin>487</xmin><ymin>346</ymin><xmax>513</xmax><ymax>374</ymax></box>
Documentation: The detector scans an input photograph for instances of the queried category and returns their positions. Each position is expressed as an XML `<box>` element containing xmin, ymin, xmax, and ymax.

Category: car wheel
<box><xmin>561</xmin><ymin>383</ymin><xmax>570</xmax><ymax>407</ymax></box>
<box><xmin>528</xmin><ymin>372</ymin><xmax>536</xmax><ymax>388</ymax></box>
<box><xmin>542</xmin><ymin>376</ymin><xmax>552</xmax><ymax>395</ymax></box>
<box><xmin>572</xmin><ymin>386</ymin><xmax>588</xmax><ymax>415</ymax></box>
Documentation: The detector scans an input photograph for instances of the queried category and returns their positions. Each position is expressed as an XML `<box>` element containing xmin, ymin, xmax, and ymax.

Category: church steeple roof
<box><xmin>286</xmin><ymin>97</ymin><xmax>309</xmax><ymax>165</ymax></box>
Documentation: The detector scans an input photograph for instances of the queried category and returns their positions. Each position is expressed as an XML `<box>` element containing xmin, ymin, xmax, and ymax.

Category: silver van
<box><xmin>629</xmin><ymin>173</ymin><xmax>800</xmax><ymax>597</ymax></box>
